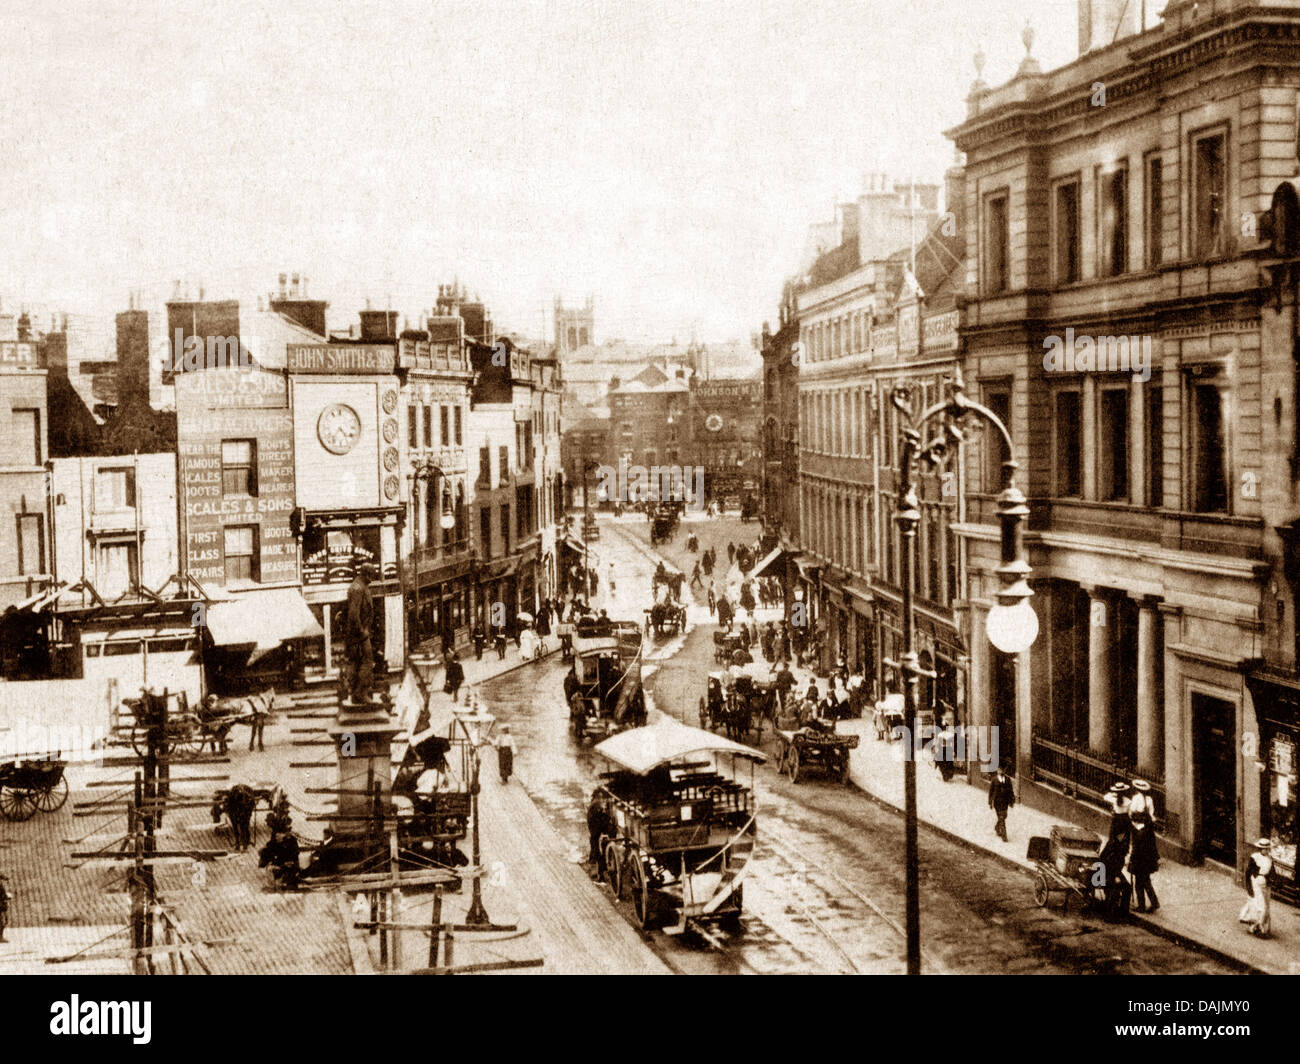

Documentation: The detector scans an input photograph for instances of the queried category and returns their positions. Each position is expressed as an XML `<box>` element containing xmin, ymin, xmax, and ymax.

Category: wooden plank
<box><xmin>398</xmin><ymin>958</ymin><xmax>545</xmax><ymax>975</ymax></box>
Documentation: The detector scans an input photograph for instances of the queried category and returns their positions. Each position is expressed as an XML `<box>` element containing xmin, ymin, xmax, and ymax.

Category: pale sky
<box><xmin>0</xmin><ymin>0</ymin><xmax>1079</xmax><ymax>347</ymax></box>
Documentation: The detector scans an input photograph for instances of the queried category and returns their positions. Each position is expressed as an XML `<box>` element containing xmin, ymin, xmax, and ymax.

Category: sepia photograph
<box><xmin>0</xmin><ymin>0</ymin><xmax>1290</xmax><ymax>1034</ymax></box>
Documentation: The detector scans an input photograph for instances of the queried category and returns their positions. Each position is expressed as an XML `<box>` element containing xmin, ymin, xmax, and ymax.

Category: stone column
<box><xmin>1135</xmin><ymin>595</ymin><xmax>1163</xmax><ymax>774</ymax></box>
<box><xmin>1084</xmin><ymin>584</ymin><xmax>1113</xmax><ymax>756</ymax></box>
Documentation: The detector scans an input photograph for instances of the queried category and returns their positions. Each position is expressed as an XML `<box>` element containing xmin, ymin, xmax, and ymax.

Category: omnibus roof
<box><xmin>595</xmin><ymin>716</ymin><xmax>766</xmax><ymax>774</ymax></box>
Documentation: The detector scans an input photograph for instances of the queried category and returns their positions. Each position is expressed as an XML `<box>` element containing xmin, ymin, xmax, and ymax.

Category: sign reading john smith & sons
<box><xmin>287</xmin><ymin>344</ymin><xmax>396</xmax><ymax>374</ymax></box>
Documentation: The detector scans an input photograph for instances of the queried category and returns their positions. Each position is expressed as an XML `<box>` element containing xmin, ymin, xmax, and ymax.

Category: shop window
<box><xmin>221</xmin><ymin>439</ymin><xmax>257</xmax><ymax>497</ymax></box>
<box><xmin>95</xmin><ymin>467</ymin><xmax>135</xmax><ymax>509</ymax></box>
<box><xmin>224</xmin><ymin>524</ymin><xmax>260</xmax><ymax>583</ymax></box>
<box><xmin>97</xmin><ymin>540</ymin><xmax>138</xmax><ymax>598</ymax></box>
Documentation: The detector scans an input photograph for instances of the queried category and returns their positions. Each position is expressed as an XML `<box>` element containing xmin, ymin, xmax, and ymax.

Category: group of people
<box><xmin>1094</xmin><ymin>779</ymin><xmax>1162</xmax><ymax>921</ymax></box>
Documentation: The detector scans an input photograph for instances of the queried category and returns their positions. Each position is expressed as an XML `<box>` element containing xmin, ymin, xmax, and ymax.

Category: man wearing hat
<box><xmin>1238</xmin><ymin>838</ymin><xmax>1274</xmax><ymax>937</ymax></box>
<box><xmin>343</xmin><ymin>564</ymin><xmax>376</xmax><ymax>705</ymax></box>
<box><xmin>988</xmin><ymin>763</ymin><xmax>1015</xmax><ymax>842</ymax></box>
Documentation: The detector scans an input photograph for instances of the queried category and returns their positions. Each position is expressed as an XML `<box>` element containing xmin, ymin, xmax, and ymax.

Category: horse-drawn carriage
<box><xmin>116</xmin><ymin>688</ymin><xmax>273</xmax><ymax>757</ymax></box>
<box><xmin>1027</xmin><ymin>827</ymin><xmax>1105</xmax><ymax>912</ymax></box>
<box><xmin>712</xmin><ymin>630</ymin><xmax>750</xmax><ymax>666</ymax></box>
<box><xmin>649</xmin><ymin>502</ymin><xmax>682</xmax><ymax>546</ymax></box>
<box><xmin>591</xmin><ymin>718</ymin><xmax>763</xmax><ymax>932</ymax></box>
<box><xmin>774</xmin><ymin>722</ymin><xmax>859</xmax><ymax>784</ymax></box>
<box><xmin>645</xmin><ymin>600</ymin><xmax>687</xmax><ymax>638</ymax></box>
<box><xmin>0</xmin><ymin>755</ymin><xmax>69</xmax><ymax>821</ymax></box>
<box><xmin>698</xmin><ymin>670</ymin><xmax>770</xmax><ymax>746</ymax></box>
<box><xmin>566</xmin><ymin>617</ymin><xmax>646</xmax><ymax>742</ymax></box>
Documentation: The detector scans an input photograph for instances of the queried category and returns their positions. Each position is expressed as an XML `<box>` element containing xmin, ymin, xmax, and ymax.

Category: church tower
<box><xmin>554</xmin><ymin>296</ymin><xmax>594</xmax><ymax>355</ymax></box>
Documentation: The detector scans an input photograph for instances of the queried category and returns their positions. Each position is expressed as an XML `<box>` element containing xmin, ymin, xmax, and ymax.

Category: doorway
<box><xmin>1194</xmin><ymin>692</ymin><xmax>1237</xmax><ymax>866</ymax></box>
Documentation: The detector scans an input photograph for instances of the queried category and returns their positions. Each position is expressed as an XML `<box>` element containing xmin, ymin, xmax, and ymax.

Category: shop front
<box><xmin>408</xmin><ymin>555</ymin><xmax>475</xmax><ymax>652</ymax></box>
<box><xmin>873</xmin><ymin>592</ymin><xmax>966</xmax><ymax>730</ymax></box>
<box><xmin>1246</xmin><ymin>669</ymin><xmax>1300</xmax><ymax>904</ymax></box>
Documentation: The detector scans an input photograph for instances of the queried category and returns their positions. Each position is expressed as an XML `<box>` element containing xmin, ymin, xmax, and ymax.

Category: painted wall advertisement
<box><xmin>176</xmin><ymin>368</ymin><xmax>297</xmax><ymax>586</ymax></box>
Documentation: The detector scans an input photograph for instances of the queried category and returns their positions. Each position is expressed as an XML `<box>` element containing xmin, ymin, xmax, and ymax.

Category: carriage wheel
<box><xmin>177</xmin><ymin>731</ymin><xmax>206</xmax><ymax>758</ymax></box>
<box><xmin>787</xmin><ymin>746</ymin><xmax>801</xmax><ymax>783</ymax></box>
<box><xmin>33</xmin><ymin>774</ymin><xmax>69</xmax><ymax>813</ymax></box>
<box><xmin>0</xmin><ymin>785</ymin><xmax>38</xmax><ymax>822</ymax></box>
<box><xmin>603</xmin><ymin>841</ymin><xmax>624</xmax><ymax>900</ymax></box>
<box><xmin>1033</xmin><ymin>873</ymin><xmax>1049</xmax><ymax>907</ymax></box>
<box><xmin>628</xmin><ymin>854</ymin><xmax>654</xmax><ymax>930</ymax></box>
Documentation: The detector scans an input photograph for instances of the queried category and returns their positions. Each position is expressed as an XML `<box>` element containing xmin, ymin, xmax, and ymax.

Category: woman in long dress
<box><xmin>1238</xmin><ymin>839</ymin><xmax>1273</xmax><ymax>937</ymax></box>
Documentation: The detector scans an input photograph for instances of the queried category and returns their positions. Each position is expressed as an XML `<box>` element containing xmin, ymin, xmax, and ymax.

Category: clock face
<box><xmin>705</xmin><ymin>413</ymin><xmax>724</xmax><ymax>433</ymax></box>
<box><xmin>318</xmin><ymin>403</ymin><xmax>361</xmax><ymax>455</ymax></box>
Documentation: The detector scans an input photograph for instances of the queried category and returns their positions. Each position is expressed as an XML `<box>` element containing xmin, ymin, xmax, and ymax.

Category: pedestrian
<box><xmin>702</xmin><ymin>550</ymin><xmax>713</xmax><ymax>578</ymax></box>
<box><xmin>444</xmin><ymin>652</ymin><xmax>465</xmax><ymax>704</ymax></box>
<box><xmin>512</xmin><ymin>617</ymin><xmax>523</xmax><ymax>649</ymax></box>
<box><xmin>1128</xmin><ymin>808</ymin><xmax>1160</xmax><ymax>913</ymax></box>
<box><xmin>494</xmin><ymin>628</ymin><xmax>508</xmax><ymax>660</ymax></box>
<box><xmin>1105</xmin><ymin>781</ymin><xmax>1132</xmax><ymax>842</ymax></box>
<box><xmin>1239</xmin><ymin>838</ymin><xmax>1274</xmax><ymax>937</ymax></box>
<box><xmin>690</xmin><ymin>560</ymin><xmax>703</xmax><ymax>589</ymax></box>
<box><xmin>1099</xmin><ymin>822</ymin><xmax>1133</xmax><ymax>922</ymax></box>
<box><xmin>761</xmin><ymin>624</ymin><xmax>774</xmax><ymax>662</ymax></box>
<box><xmin>1128</xmin><ymin>778</ymin><xmax>1153</xmax><ymax>821</ymax></box>
<box><xmin>519</xmin><ymin>625</ymin><xmax>538</xmax><ymax>662</ymax></box>
<box><xmin>472</xmin><ymin>623</ymin><xmax>486</xmax><ymax>661</ymax></box>
<box><xmin>586</xmin><ymin>790</ymin><xmax>610</xmax><ymax>878</ymax></box>
<box><xmin>988</xmin><ymin>763</ymin><xmax>1015</xmax><ymax>842</ymax></box>
<box><xmin>0</xmin><ymin>872</ymin><xmax>9</xmax><ymax>942</ymax></box>
<box><xmin>496</xmin><ymin>725</ymin><xmax>515</xmax><ymax>783</ymax></box>
<box><xmin>707</xmin><ymin>581</ymin><xmax>717</xmax><ymax>616</ymax></box>
<box><xmin>727</xmin><ymin>541</ymin><xmax>736</xmax><ymax>565</ymax></box>
<box><xmin>247</xmin><ymin>688</ymin><xmax>272</xmax><ymax>753</ymax></box>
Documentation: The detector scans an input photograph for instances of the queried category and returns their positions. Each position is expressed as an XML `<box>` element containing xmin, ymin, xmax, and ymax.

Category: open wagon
<box><xmin>775</xmin><ymin>724</ymin><xmax>859</xmax><ymax>784</ymax></box>
<box><xmin>592</xmin><ymin>718</ymin><xmax>764</xmax><ymax>933</ymax></box>
<box><xmin>0</xmin><ymin>756</ymin><xmax>69</xmax><ymax>821</ymax></box>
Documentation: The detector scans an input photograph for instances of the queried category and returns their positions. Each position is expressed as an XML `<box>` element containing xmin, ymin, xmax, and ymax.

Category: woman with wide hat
<box><xmin>1238</xmin><ymin>838</ymin><xmax>1274</xmax><ymax>937</ymax></box>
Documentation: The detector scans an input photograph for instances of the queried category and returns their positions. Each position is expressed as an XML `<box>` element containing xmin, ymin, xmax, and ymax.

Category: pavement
<box><xmin>614</xmin><ymin>509</ymin><xmax>1299</xmax><ymax>975</ymax></box>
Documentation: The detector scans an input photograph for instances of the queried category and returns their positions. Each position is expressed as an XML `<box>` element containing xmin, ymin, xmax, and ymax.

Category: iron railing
<box><xmin>1031</xmin><ymin>733</ymin><xmax>1166</xmax><ymax>820</ymax></box>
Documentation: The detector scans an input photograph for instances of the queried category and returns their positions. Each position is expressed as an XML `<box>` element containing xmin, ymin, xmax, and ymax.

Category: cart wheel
<box><xmin>628</xmin><ymin>854</ymin><xmax>653</xmax><ymax>930</ymax></box>
<box><xmin>603</xmin><ymin>841</ymin><xmax>623</xmax><ymax>900</ymax></box>
<box><xmin>787</xmin><ymin>746</ymin><xmax>801</xmax><ymax>783</ymax></box>
<box><xmin>34</xmin><ymin>774</ymin><xmax>69</xmax><ymax>813</ymax></box>
<box><xmin>0</xmin><ymin>785</ymin><xmax>37</xmax><ymax>822</ymax></box>
<box><xmin>177</xmin><ymin>732</ymin><xmax>206</xmax><ymax>758</ymax></box>
<box><xmin>1033</xmin><ymin>873</ymin><xmax>1049</xmax><ymax>907</ymax></box>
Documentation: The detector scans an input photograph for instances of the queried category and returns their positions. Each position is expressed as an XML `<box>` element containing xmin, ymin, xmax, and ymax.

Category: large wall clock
<box><xmin>705</xmin><ymin>413</ymin><xmax>724</xmax><ymax>432</ymax></box>
<box><xmin>318</xmin><ymin>403</ymin><xmax>361</xmax><ymax>454</ymax></box>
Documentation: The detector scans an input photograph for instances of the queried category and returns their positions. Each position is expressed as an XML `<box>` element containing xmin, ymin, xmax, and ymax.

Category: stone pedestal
<box><xmin>328</xmin><ymin>697</ymin><xmax>400</xmax><ymax>843</ymax></box>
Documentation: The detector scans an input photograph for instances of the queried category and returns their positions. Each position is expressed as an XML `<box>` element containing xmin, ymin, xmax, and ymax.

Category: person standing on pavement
<box><xmin>1128</xmin><ymin>807</ymin><xmax>1160</xmax><ymax>913</ymax></box>
<box><xmin>707</xmin><ymin>581</ymin><xmax>717</xmax><ymax>616</ymax></box>
<box><xmin>494</xmin><ymin>626</ymin><xmax>508</xmax><ymax>660</ymax></box>
<box><xmin>495</xmin><ymin>725</ymin><xmax>515</xmax><ymax>783</ymax></box>
<box><xmin>472</xmin><ymin>622</ymin><xmax>486</xmax><ymax>661</ymax></box>
<box><xmin>690</xmin><ymin>560</ymin><xmax>703</xmax><ymax>589</ymax></box>
<box><xmin>1239</xmin><ymin>839</ymin><xmax>1274</xmax><ymax>937</ymax></box>
<box><xmin>444</xmin><ymin>652</ymin><xmax>465</xmax><ymax>704</ymax></box>
<box><xmin>989</xmin><ymin>763</ymin><xmax>1015</xmax><ymax>842</ymax></box>
<box><xmin>1128</xmin><ymin>778</ymin><xmax>1153</xmax><ymax>822</ymax></box>
<box><xmin>586</xmin><ymin>790</ymin><xmax>611</xmax><ymax>878</ymax></box>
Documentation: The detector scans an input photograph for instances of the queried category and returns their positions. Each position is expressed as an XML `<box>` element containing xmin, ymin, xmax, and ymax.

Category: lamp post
<box><xmin>891</xmin><ymin>366</ymin><xmax>1035</xmax><ymax>975</ymax></box>
<box><xmin>453</xmin><ymin>699</ymin><xmax>512</xmax><ymax>930</ymax></box>
<box><xmin>409</xmin><ymin>459</ymin><xmax>456</xmax><ymax>652</ymax></box>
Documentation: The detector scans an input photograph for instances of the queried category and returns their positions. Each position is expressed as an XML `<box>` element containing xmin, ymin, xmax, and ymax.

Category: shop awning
<box><xmin>750</xmin><ymin>547</ymin><xmax>791</xmax><ymax>580</ymax></box>
<box><xmin>204</xmin><ymin>587</ymin><xmax>324</xmax><ymax>650</ymax></box>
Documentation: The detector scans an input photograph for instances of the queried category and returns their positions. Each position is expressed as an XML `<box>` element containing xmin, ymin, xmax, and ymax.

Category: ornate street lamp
<box><xmin>891</xmin><ymin>366</ymin><xmax>1035</xmax><ymax>975</ymax></box>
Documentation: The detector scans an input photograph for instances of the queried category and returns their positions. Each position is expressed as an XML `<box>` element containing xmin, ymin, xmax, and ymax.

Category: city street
<box><xmin>479</xmin><ymin>516</ymin><xmax>1241</xmax><ymax>974</ymax></box>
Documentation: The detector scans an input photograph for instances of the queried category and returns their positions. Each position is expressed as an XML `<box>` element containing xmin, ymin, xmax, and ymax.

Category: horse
<box><xmin>212</xmin><ymin>783</ymin><xmax>257</xmax><ymax>851</ymax></box>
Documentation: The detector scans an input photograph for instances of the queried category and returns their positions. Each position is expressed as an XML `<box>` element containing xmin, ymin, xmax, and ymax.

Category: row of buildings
<box><xmin>759</xmin><ymin>0</ymin><xmax>1300</xmax><ymax>901</ymax></box>
<box><xmin>0</xmin><ymin>279</ymin><xmax>566</xmax><ymax>714</ymax></box>
<box><xmin>554</xmin><ymin>299</ymin><xmax>763</xmax><ymax>505</ymax></box>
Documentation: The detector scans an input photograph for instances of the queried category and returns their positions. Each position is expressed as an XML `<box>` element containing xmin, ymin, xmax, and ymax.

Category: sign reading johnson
<box><xmin>287</xmin><ymin>344</ymin><xmax>396</xmax><ymax>375</ymax></box>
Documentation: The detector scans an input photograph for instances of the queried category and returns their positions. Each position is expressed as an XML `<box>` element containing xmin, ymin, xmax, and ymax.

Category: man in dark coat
<box><xmin>988</xmin><ymin>764</ymin><xmax>1015</xmax><ymax>842</ymax></box>
<box><xmin>586</xmin><ymin>791</ymin><xmax>611</xmax><ymax>878</ymax></box>
<box><xmin>1098</xmin><ymin>824</ymin><xmax>1132</xmax><ymax>921</ymax></box>
<box><xmin>444</xmin><ymin>652</ymin><xmax>465</xmax><ymax>704</ymax></box>
<box><xmin>344</xmin><ymin>566</ymin><xmax>375</xmax><ymax>705</ymax></box>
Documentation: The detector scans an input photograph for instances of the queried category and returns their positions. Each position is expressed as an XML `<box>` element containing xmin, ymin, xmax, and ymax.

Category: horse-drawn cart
<box><xmin>645</xmin><ymin>600</ymin><xmax>687</xmax><ymax>639</ymax></box>
<box><xmin>566</xmin><ymin>618</ymin><xmax>646</xmax><ymax>742</ymax></box>
<box><xmin>592</xmin><ymin>718</ymin><xmax>763</xmax><ymax>933</ymax></box>
<box><xmin>774</xmin><ymin>725</ymin><xmax>858</xmax><ymax>784</ymax></box>
<box><xmin>0</xmin><ymin>756</ymin><xmax>69</xmax><ymax>820</ymax></box>
<box><xmin>1027</xmin><ymin>827</ymin><xmax>1104</xmax><ymax>912</ymax></box>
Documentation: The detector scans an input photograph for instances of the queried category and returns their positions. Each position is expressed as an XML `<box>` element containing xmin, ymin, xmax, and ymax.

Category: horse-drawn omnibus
<box><xmin>591</xmin><ymin>717</ymin><xmax>763</xmax><ymax>932</ymax></box>
<box><xmin>566</xmin><ymin>617</ymin><xmax>646</xmax><ymax>742</ymax></box>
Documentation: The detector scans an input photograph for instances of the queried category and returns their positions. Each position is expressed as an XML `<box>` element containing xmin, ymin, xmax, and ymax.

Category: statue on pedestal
<box><xmin>341</xmin><ymin>564</ymin><xmax>376</xmax><ymax>708</ymax></box>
